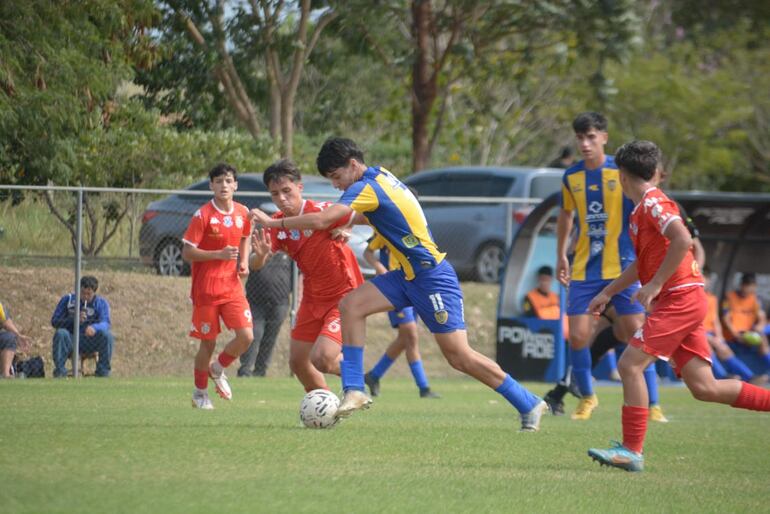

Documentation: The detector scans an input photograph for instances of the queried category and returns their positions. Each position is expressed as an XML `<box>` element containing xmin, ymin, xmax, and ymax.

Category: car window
<box><xmin>529</xmin><ymin>175</ymin><xmax>562</xmax><ymax>199</ymax></box>
<box><xmin>407</xmin><ymin>175</ymin><xmax>445</xmax><ymax>196</ymax></box>
<box><xmin>177</xmin><ymin>180</ymin><xmax>211</xmax><ymax>202</ymax></box>
<box><xmin>443</xmin><ymin>175</ymin><xmax>493</xmax><ymax>197</ymax></box>
<box><xmin>489</xmin><ymin>176</ymin><xmax>515</xmax><ymax>197</ymax></box>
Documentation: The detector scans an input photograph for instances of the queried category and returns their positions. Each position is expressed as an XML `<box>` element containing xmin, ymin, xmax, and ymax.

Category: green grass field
<box><xmin>2</xmin><ymin>378</ymin><xmax>768</xmax><ymax>514</ymax></box>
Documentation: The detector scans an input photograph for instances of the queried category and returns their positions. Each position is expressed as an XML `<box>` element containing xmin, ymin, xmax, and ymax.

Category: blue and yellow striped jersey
<box><xmin>560</xmin><ymin>156</ymin><xmax>636</xmax><ymax>281</ymax></box>
<box><xmin>367</xmin><ymin>233</ymin><xmax>400</xmax><ymax>271</ymax></box>
<box><xmin>339</xmin><ymin>167</ymin><xmax>445</xmax><ymax>280</ymax></box>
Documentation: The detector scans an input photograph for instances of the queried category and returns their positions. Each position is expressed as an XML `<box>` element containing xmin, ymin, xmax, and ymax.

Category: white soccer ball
<box><xmin>299</xmin><ymin>389</ymin><xmax>340</xmax><ymax>429</ymax></box>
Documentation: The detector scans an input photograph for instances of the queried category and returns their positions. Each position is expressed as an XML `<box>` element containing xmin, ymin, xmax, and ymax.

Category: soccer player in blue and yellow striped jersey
<box><xmin>555</xmin><ymin>112</ymin><xmax>647</xmax><ymax>420</ymax></box>
<box><xmin>250</xmin><ymin>138</ymin><xmax>548</xmax><ymax>430</ymax></box>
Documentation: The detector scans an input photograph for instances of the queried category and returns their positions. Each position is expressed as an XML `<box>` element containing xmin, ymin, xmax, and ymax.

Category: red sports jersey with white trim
<box><xmin>183</xmin><ymin>200</ymin><xmax>251</xmax><ymax>306</ymax></box>
<box><xmin>629</xmin><ymin>188</ymin><xmax>703</xmax><ymax>292</ymax></box>
<box><xmin>269</xmin><ymin>199</ymin><xmax>363</xmax><ymax>303</ymax></box>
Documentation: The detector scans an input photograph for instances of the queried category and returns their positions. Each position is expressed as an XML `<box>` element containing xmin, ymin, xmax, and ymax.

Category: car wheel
<box><xmin>474</xmin><ymin>242</ymin><xmax>505</xmax><ymax>283</ymax></box>
<box><xmin>155</xmin><ymin>239</ymin><xmax>188</xmax><ymax>276</ymax></box>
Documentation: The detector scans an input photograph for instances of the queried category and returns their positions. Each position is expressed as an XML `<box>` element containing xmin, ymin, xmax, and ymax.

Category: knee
<box><xmin>688</xmin><ymin>380</ymin><xmax>718</xmax><ymax>402</ymax></box>
<box><xmin>443</xmin><ymin>349</ymin><xmax>468</xmax><ymax>373</ymax></box>
<box><xmin>617</xmin><ymin>357</ymin><xmax>640</xmax><ymax>380</ymax></box>
<box><xmin>339</xmin><ymin>294</ymin><xmax>362</xmax><ymax>319</ymax></box>
<box><xmin>53</xmin><ymin>329</ymin><xmax>71</xmax><ymax>345</ymax></box>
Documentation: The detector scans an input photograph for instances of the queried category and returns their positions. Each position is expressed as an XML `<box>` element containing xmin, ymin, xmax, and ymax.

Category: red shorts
<box><xmin>291</xmin><ymin>300</ymin><xmax>342</xmax><ymax>345</ymax></box>
<box><xmin>628</xmin><ymin>286</ymin><xmax>711</xmax><ymax>376</ymax></box>
<box><xmin>190</xmin><ymin>295</ymin><xmax>252</xmax><ymax>340</ymax></box>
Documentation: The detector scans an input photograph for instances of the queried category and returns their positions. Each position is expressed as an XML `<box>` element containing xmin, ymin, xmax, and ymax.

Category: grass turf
<box><xmin>1</xmin><ymin>377</ymin><xmax>768</xmax><ymax>513</ymax></box>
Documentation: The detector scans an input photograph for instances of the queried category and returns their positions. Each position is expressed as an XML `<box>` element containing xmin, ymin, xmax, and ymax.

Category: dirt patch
<box><xmin>2</xmin><ymin>265</ymin><xmax>499</xmax><ymax>378</ymax></box>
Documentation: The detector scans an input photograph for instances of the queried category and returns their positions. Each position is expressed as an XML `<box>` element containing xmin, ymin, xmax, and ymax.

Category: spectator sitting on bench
<box><xmin>51</xmin><ymin>276</ymin><xmax>113</xmax><ymax>377</ymax></box>
<box><xmin>721</xmin><ymin>272</ymin><xmax>770</xmax><ymax>374</ymax></box>
<box><xmin>1</xmin><ymin>299</ymin><xmax>32</xmax><ymax>378</ymax></box>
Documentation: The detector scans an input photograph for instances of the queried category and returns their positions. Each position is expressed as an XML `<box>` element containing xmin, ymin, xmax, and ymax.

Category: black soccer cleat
<box><xmin>364</xmin><ymin>372</ymin><xmax>380</xmax><ymax>397</ymax></box>
<box><xmin>419</xmin><ymin>387</ymin><xmax>441</xmax><ymax>399</ymax></box>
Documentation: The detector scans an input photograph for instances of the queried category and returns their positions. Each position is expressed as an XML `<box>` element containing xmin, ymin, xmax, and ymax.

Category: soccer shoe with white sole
<box><xmin>335</xmin><ymin>389</ymin><xmax>372</xmax><ymax>418</ymax></box>
<box><xmin>588</xmin><ymin>441</ymin><xmax>644</xmax><ymax>472</ymax></box>
<box><xmin>209</xmin><ymin>361</ymin><xmax>232</xmax><ymax>400</ymax></box>
<box><xmin>649</xmin><ymin>404</ymin><xmax>669</xmax><ymax>423</ymax></box>
<box><xmin>191</xmin><ymin>390</ymin><xmax>214</xmax><ymax>410</ymax></box>
<box><xmin>520</xmin><ymin>399</ymin><xmax>548</xmax><ymax>432</ymax></box>
<box><xmin>571</xmin><ymin>394</ymin><xmax>599</xmax><ymax>420</ymax></box>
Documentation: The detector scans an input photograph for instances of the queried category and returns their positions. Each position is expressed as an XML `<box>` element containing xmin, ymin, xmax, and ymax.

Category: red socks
<box><xmin>194</xmin><ymin>368</ymin><xmax>208</xmax><ymax>390</ymax></box>
<box><xmin>731</xmin><ymin>382</ymin><xmax>770</xmax><ymax>411</ymax></box>
<box><xmin>217</xmin><ymin>350</ymin><xmax>237</xmax><ymax>369</ymax></box>
<box><xmin>622</xmin><ymin>405</ymin><xmax>649</xmax><ymax>454</ymax></box>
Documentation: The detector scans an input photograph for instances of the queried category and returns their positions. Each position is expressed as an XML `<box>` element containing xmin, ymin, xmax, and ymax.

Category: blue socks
<box><xmin>340</xmin><ymin>345</ymin><xmax>365</xmax><ymax>392</ymax></box>
<box><xmin>409</xmin><ymin>360</ymin><xmax>429</xmax><ymax>390</ymax></box>
<box><xmin>495</xmin><ymin>374</ymin><xmax>539</xmax><ymax>413</ymax></box>
<box><xmin>369</xmin><ymin>354</ymin><xmax>395</xmax><ymax>380</ymax></box>
<box><xmin>723</xmin><ymin>356</ymin><xmax>754</xmax><ymax>381</ymax></box>
<box><xmin>643</xmin><ymin>362</ymin><xmax>659</xmax><ymax>406</ymax></box>
<box><xmin>571</xmin><ymin>347</ymin><xmax>594</xmax><ymax>396</ymax></box>
<box><xmin>711</xmin><ymin>353</ymin><xmax>729</xmax><ymax>379</ymax></box>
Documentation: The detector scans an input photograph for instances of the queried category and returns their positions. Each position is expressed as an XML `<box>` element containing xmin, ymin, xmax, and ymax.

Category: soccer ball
<box><xmin>299</xmin><ymin>389</ymin><xmax>340</xmax><ymax>429</ymax></box>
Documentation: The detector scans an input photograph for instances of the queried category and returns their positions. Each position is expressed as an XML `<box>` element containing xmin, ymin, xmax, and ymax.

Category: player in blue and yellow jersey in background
<box><xmin>250</xmin><ymin>137</ymin><xmax>548</xmax><ymax>431</ymax></box>
<box><xmin>553</xmin><ymin>112</ymin><xmax>664</xmax><ymax>421</ymax></box>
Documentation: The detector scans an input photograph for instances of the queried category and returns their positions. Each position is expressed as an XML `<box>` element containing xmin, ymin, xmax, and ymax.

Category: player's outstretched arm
<box><xmin>250</xmin><ymin>203</ymin><xmax>352</xmax><ymax>231</ymax></box>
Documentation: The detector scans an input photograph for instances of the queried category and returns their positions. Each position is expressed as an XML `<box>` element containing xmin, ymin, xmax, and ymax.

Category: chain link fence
<box><xmin>0</xmin><ymin>183</ymin><xmax>542</xmax><ymax>380</ymax></box>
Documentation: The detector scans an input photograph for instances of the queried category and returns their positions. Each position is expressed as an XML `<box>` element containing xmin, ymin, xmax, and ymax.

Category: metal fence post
<box><xmin>73</xmin><ymin>188</ymin><xmax>83</xmax><ymax>378</ymax></box>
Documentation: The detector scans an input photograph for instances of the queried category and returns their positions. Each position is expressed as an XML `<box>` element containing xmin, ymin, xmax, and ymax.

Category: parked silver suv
<box><xmin>403</xmin><ymin>166</ymin><xmax>563</xmax><ymax>283</ymax></box>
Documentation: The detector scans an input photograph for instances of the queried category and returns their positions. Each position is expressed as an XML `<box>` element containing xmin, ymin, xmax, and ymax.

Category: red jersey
<box><xmin>629</xmin><ymin>187</ymin><xmax>703</xmax><ymax>294</ymax></box>
<box><xmin>183</xmin><ymin>200</ymin><xmax>251</xmax><ymax>306</ymax></box>
<box><xmin>270</xmin><ymin>199</ymin><xmax>363</xmax><ymax>303</ymax></box>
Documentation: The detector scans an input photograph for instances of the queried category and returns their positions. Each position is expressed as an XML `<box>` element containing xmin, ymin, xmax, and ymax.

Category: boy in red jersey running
<box><xmin>249</xmin><ymin>159</ymin><xmax>363</xmax><ymax>392</ymax></box>
<box><xmin>182</xmin><ymin>164</ymin><xmax>253</xmax><ymax>409</ymax></box>
<box><xmin>587</xmin><ymin>141</ymin><xmax>770</xmax><ymax>472</ymax></box>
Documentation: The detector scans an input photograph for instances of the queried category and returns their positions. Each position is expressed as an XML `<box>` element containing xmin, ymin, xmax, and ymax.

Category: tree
<box><xmin>143</xmin><ymin>0</ymin><xmax>336</xmax><ymax>159</ymax></box>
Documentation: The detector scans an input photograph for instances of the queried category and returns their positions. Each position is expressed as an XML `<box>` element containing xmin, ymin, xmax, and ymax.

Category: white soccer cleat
<box><xmin>335</xmin><ymin>389</ymin><xmax>372</xmax><ymax>418</ymax></box>
<box><xmin>191</xmin><ymin>389</ymin><xmax>214</xmax><ymax>410</ymax></box>
<box><xmin>520</xmin><ymin>399</ymin><xmax>548</xmax><ymax>432</ymax></box>
<box><xmin>209</xmin><ymin>361</ymin><xmax>232</xmax><ymax>400</ymax></box>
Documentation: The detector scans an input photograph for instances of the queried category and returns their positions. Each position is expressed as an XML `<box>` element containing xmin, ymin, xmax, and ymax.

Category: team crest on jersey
<box><xmin>223</xmin><ymin>216</ymin><xmax>233</xmax><ymax>227</ymax></box>
<box><xmin>608</xmin><ymin>179</ymin><xmax>617</xmax><ymax>191</ymax></box>
<box><xmin>290</xmin><ymin>229</ymin><xmax>301</xmax><ymax>240</ymax></box>
<box><xmin>235</xmin><ymin>216</ymin><xmax>244</xmax><ymax>228</ymax></box>
<box><xmin>434</xmin><ymin>310</ymin><xmax>449</xmax><ymax>324</ymax></box>
<box><xmin>402</xmin><ymin>234</ymin><xmax>419</xmax><ymax>248</ymax></box>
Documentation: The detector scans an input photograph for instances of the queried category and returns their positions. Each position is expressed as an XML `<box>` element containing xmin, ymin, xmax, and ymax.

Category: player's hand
<box><xmin>218</xmin><ymin>245</ymin><xmax>239</xmax><ymax>260</ymax></box>
<box><xmin>587</xmin><ymin>291</ymin><xmax>610</xmax><ymax>317</ymax></box>
<box><xmin>556</xmin><ymin>255</ymin><xmax>570</xmax><ymax>286</ymax></box>
<box><xmin>251</xmin><ymin>228</ymin><xmax>272</xmax><ymax>258</ymax></box>
<box><xmin>250</xmin><ymin>208</ymin><xmax>272</xmax><ymax>227</ymax></box>
<box><xmin>84</xmin><ymin>325</ymin><xmax>96</xmax><ymax>337</ymax></box>
<box><xmin>237</xmin><ymin>261</ymin><xmax>250</xmax><ymax>278</ymax></box>
<box><xmin>330</xmin><ymin>227</ymin><xmax>351</xmax><ymax>242</ymax></box>
<box><xmin>632</xmin><ymin>282</ymin><xmax>661</xmax><ymax>311</ymax></box>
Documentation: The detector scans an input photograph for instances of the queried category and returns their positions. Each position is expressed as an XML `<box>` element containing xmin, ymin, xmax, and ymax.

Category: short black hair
<box><xmin>741</xmin><ymin>272</ymin><xmax>757</xmax><ymax>286</ymax></box>
<box><xmin>263</xmin><ymin>159</ymin><xmax>301</xmax><ymax>187</ymax></box>
<box><xmin>615</xmin><ymin>140</ymin><xmax>661</xmax><ymax>181</ymax></box>
<box><xmin>537</xmin><ymin>265</ymin><xmax>553</xmax><ymax>277</ymax></box>
<box><xmin>209</xmin><ymin>163</ymin><xmax>238</xmax><ymax>181</ymax></box>
<box><xmin>559</xmin><ymin>146</ymin><xmax>573</xmax><ymax>159</ymax></box>
<box><xmin>80</xmin><ymin>276</ymin><xmax>98</xmax><ymax>291</ymax></box>
<box><xmin>572</xmin><ymin>112</ymin><xmax>608</xmax><ymax>134</ymax></box>
<box><xmin>317</xmin><ymin>137</ymin><xmax>365</xmax><ymax>176</ymax></box>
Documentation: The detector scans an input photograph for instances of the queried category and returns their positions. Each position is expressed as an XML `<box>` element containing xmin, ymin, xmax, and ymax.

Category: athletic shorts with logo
<box><xmin>628</xmin><ymin>285</ymin><xmax>711</xmax><ymax>376</ymax></box>
<box><xmin>388</xmin><ymin>307</ymin><xmax>416</xmax><ymax>328</ymax></box>
<box><xmin>190</xmin><ymin>295</ymin><xmax>253</xmax><ymax>339</ymax></box>
<box><xmin>567</xmin><ymin>278</ymin><xmax>644</xmax><ymax>316</ymax></box>
<box><xmin>292</xmin><ymin>300</ymin><xmax>343</xmax><ymax>344</ymax></box>
<box><xmin>372</xmin><ymin>260</ymin><xmax>465</xmax><ymax>334</ymax></box>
